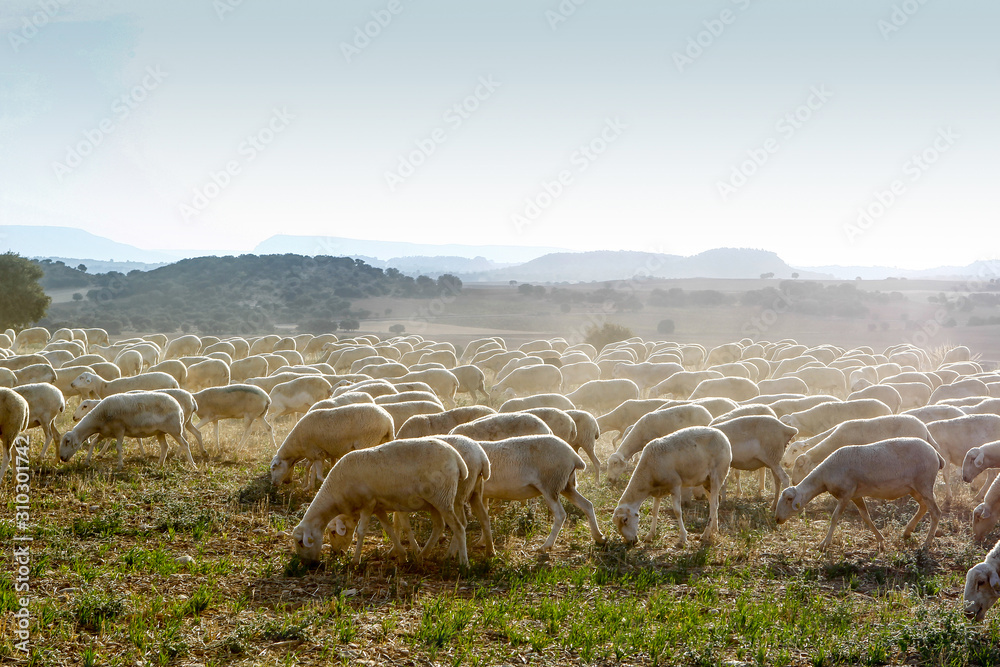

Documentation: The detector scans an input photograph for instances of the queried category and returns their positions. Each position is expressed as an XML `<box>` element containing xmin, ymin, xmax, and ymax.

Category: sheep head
<box><xmin>612</xmin><ymin>505</ymin><xmax>640</xmax><ymax>543</ymax></box>
<box><xmin>774</xmin><ymin>487</ymin><xmax>804</xmax><ymax>524</ymax></box>
<box><xmin>964</xmin><ymin>562</ymin><xmax>1000</xmax><ymax>622</ymax></box>
<box><xmin>58</xmin><ymin>432</ymin><xmax>83</xmax><ymax>462</ymax></box>
<box><xmin>292</xmin><ymin>520</ymin><xmax>324</xmax><ymax>563</ymax></box>
<box><xmin>605</xmin><ymin>453</ymin><xmax>627</xmax><ymax>482</ymax></box>
<box><xmin>270</xmin><ymin>455</ymin><xmax>292</xmax><ymax>485</ymax></box>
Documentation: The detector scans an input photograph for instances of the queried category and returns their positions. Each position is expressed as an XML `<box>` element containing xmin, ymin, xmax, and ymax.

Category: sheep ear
<box><xmin>792</xmin><ymin>497</ymin><xmax>802</xmax><ymax>511</ymax></box>
<box><xmin>333</xmin><ymin>516</ymin><xmax>348</xmax><ymax>536</ymax></box>
<box><xmin>975</xmin><ymin>450</ymin><xmax>986</xmax><ymax>468</ymax></box>
<box><xmin>302</xmin><ymin>532</ymin><xmax>315</xmax><ymax>548</ymax></box>
<box><xmin>989</xmin><ymin>569</ymin><xmax>1000</xmax><ymax>594</ymax></box>
<box><xmin>982</xmin><ymin>506</ymin><xmax>992</xmax><ymax>519</ymax></box>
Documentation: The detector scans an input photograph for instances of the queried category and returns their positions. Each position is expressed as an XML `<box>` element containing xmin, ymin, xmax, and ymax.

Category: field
<box><xmin>10</xmin><ymin>395</ymin><xmax>1000</xmax><ymax>667</ymax></box>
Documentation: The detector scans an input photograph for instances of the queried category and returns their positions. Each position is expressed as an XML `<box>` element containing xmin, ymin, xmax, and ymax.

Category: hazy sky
<box><xmin>1</xmin><ymin>0</ymin><xmax>997</xmax><ymax>269</ymax></box>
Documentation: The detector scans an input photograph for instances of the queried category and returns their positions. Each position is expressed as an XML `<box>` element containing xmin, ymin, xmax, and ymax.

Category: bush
<box><xmin>389</xmin><ymin>323</ymin><xmax>405</xmax><ymax>334</ymax></box>
<box><xmin>584</xmin><ymin>323</ymin><xmax>634</xmax><ymax>352</ymax></box>
<box><xmin>657</xmin><ymin>319</ymin><xmax>675</xmax><ymax>335</ymax></box>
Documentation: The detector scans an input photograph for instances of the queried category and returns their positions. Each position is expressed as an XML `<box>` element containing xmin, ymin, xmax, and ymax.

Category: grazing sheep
<box><xmin>193</xmin><ymin>384</ymin><xmax>275</xmax><ymax>451</ymax></box>
<box><xmin>710</xmin><ymin>404</ymin><xmax>777</xmax><ymax>425</ymax></box>
<box><xmin>881</xmin><ymin>382</ymin><xmax>932</xmax><ymax>411</ymax></box>
<box><xmin>396</xmin><ymin>406</ymin><xmax>496</xmax><ymax>439</ymax></box>
<box><xmin>59</xmin><ymin>392</ymin><xmax>196</xmax><ymax>468</ymax></box>
<box><xmin>164</xmin><ymin>335</ymin><xmax>202</xmax><ymax>360</ymax></box>
<box><xmin>931</xmin><ymin>378</ymin><xmax>990</xmax><ymax>404</ymax></box>
<box><xmin>559</xmin><ymin>361</ymin><xmax>602</xmax><ymax>392</ymax></box>
<box><xmin>566</xmin><ymin>379</ymin><xmax>640</xmax><ymax>416</ymax></box>
<box><xmin>713</xmin><ymin>416</ymin><xmax>797</xmax><ymax>511</ymax></box>
<box><xmin>758</xmin><ymin>376</ymin><xmax>810</xmax><ymax>396</ymax></box>
<box><xmin>847</xmin><ymin>384</ymin><xmax>902</xmax><ymax>413</ymax></box>
<box><xmin>293</xmin><ymin>437</ymin><xmax>469</xmax><ymax>565</ymax></box>
<box><xmin>13</xmin><ymin>363</ymin><xmax>56</xmax><ymax>386</ymax></box>
<box><xmin>451</xmin><ymin>365</ymin><xmax>488</xmax><ymax>402</ymax></box>
<box><xmin>12</xmin><ymin>383</ymin><xmax>64</xmax><ymax>460</ymax></box>
<box><xmin>183</xmin><ymin>359</ymin><xmax>230</xmax><ymax>393</ymax></box>
<box><xmin>964</xmin><ymin>538</ymin><xmax>1000</xmax><ymax>621</ymax></box>
<box><xmin>790</xmin><ymin>414</ymin><xmax>937</xmax><ymax>485</ymax></box>
<box><xmin>335</xmin><ymin>379</ymin><xmax>398</xmax><ymax>399</ymax></box>
<box><xmin>596</xmin><ymin>399</ymin><xmax>671</xmax><ymax>447</ymax></box>
<box><xmin>479</xmin><ymin>434</ymin><xmax>605</xmax><ymax>551</ymax></box>
<box><xmin>963</xmin><ymin>440</ymin><xmax>1000</xmax><ymax>484</ymax></box>
<box><xmin>964</xmin><ymin>399</ymin><xmax>1000</xmax><ymax>417</ymax></box>
<box><xmin>902</xmin><ymin>404</ymin><xmax>964</xmax><ymax>424</ymax></box>
<box><xmin>0</xmin><ymin>368</ymin><xmax>14</xmax><ymax>388</ymax></box>
<box><xmin>70</xmin><ymin>371</ymin><xmax>179</xmax><ymax>399</ymax></box>
<box><xmin>791</xmin><ymin>366</ymin><xmax>847</xmax><ymax>398</ymax></box>
<box><xmin>566</xmin><ymin>409</ymin><xmax>602</xmax><ymax>483</ymax></box>
<box><xmin>397</xmin><ymin>369</ymin><xmax>459</xmax><ymax>408</ymax></box>
<box><xmin>521</xmin><ymin>407</ymin><xmax>577</xmax><ymax>444</ymax></box>
<box><xmin>271</xmin><ymin>403</ymin><xmax>395</xmax><ymax>490</ymax></box>
<box><xmin>612</xmin><ymin>362</ymin><xmax>683</xmax><ymax>396</ymax></box>
<box><xmin>689</xmin><ymin>376</ymin><xmax>759</xmax><ymax>403</ymax></box>
<box><xmin>310</xmin><ymin>393</ymin><xmax>376</xmax><ymax>410</ymax></box>
<box><xmin>375</xmin><ymin>391</ymin><xmax>443</xmax><ymax>407</ymax></box>
<box><xmin>612</xmin><ymin>426</ymin><xmax>731</xmax><ymax>546</ymax></box>
<box><xmin>378</xmin><ymin>400</ymin><xmax>444</xmax><ymax>428</ymax></box>
<box><xmin>972</xmin><ymin>477</ymin><xmax>1000</xmax><ymax>543</ymax></box>
<box><xmin>498</xmin><ymin>393</ymin><xmax>576</xmax><ymax>413</ymax></box>
<box><xmin>0</xmin><ymin>354</ymin><xmax>48</xmax><ymax>372</ymax></box>
<box><xmin>231</xmin><ymin>356</ymin><xmax>268</xmax><ymax>383</ymax></box>
<box><xmin>606</xmin><ymin>404</ymin><xmax>714</xmax><ymax>482</ymax></box>
<box><xmin>0</xmin><ymin>387</ymin><xmax>30</xmax><ymax>480</ymax></box>
<box><xmin>492</xmin><ymin>364</ymin><xmax>563</xmax><ymax>399</ymax></box>
<box><xmin>450</xmin><ymin>412</ymin><xmax>553</xmax><ymax>441</ymax></box>
<box><xmin>13</xmin><ymin>327</ymin><xmax>49</xmax><ymax>353</ymax></box>
<box><xmin>775</xmin><ymin>437</ymin><xmax>943</xmax><ymax>551</ymax></box>
<box><xmin>266</xmin><ymin>376</ymin><xmax>334</xmax><ymax>422</ymax></box>
<box><xmin>779</xmin><ymin>399</ymin><xmax>892</xmax><ymax>439</ymax></box>
<box><xmin>929</xmin><ymin>415</ymin><xmax>1000</xmax><ymax>502</ymax></box>
<box><xmin>148</xmin><ymin>360</ymin><xmax>188</xmax><ymax>386</ymax></box>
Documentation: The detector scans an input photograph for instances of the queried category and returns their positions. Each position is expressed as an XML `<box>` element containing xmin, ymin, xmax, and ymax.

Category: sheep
<box><xmin>271</xmin><ymin>403</ymin><xmax>395</xmax><ymax>490</ymax></box>
<box><xmin>451</xmin><ymin>412</ymin><xmax>553</xmax><ymax>441</ymax></box>
<box><xmin>775</xmin><ymin>437</ymin><xmax>943</xmax><ymax>551</ymax></box>
<box><xmin>375</xmin><ymin>391</ymin><xmax>443</xmax><ymax>407</ymax></box>
<box><xmin>335</xmin><ymin>379</ymin><xmax>398</xmax><ymax>399</ymax></box>
<box><xmin>164</xmin><ymin>335</ymin><xmax>202</xmax><ymax>360</ymax></box>
<box><xmin>708</xmin><ymin>361</ymin><xmax>752</xmax><ymax>380</ymax></box>
<box><xmin>706</xmin><ymin>343</ymin><xmax>741</xmax><ymax>367</ymax></box>
<box><xmin>13</xmin><ymin>363</ymin><xmax>56</xmax><ymax>386</ymax></box>
<box><xmin>294</xmin><ymin>437</ymin><xmax>469</xmax><ymax>565</ymax></box>
<box><xmin>596</xmin><ymin>399</ymin><xmax>672</xmax><ymax>446</ymax></box>
<box><xmin>779</xmin><ymin>398</ymin><xmax>892</xmax><ymax>439</ymax></box>
<box><xmin>883</xmin><ymin>382</ymin><xmax>933</xmax><ymax>410</ymax></box>
<box><xmin>266</xmin><ymin>376</ymin><xmax>334</xmax><ymax>422</ymax></box>
<box><xmin>203</xmin><ymin>341</ymin><xmax>237</xmax><ymax>358</ymax></box>
<box><xmin>451</xmin><ymin>365</ymin><xmax>487</xmax><ymax>402</ymax></box>
<box><xmin>230</xmin><ymin>356</ymin><xmax>268</xmax><ymax>383</ymax></box>
<box><xmin>846</xmin><ymin>384</ymin><xmax>902</xmax><ymax>413</ymax></box>
<box><xmin>928</xmin><ymin>414</ymin><xmax>1000</xmax><ymax>502</ymax></box>
<box><xmin>492</xmin><ymin>364</ymin><xmax>563</xmax><ymax>399</ymax></box>
<box><xmin>606</xmin><ymin>404</ymin><xmax>714</xmax><ymax>482</ymax></box>
<box><xmin>59</xmin><ymin>392</ymin><xmax>196</xmax><ymax>468</ymax></box>
<box><xmin>498</xmin><ymin>393</ymin><xmax>575</xmax><ymax>413</ymax></box>
<box><xmin>0</xmin><ymin>387</ymin><xmax>30</xmax><ymax>480</ymax></box>
<box><xmin>378</xmin><ymin>399</ymin><xmax>444</xmax><ymax>427</ymax></box>
<box><xmin>82</xmin><ymin>328</ymin><xmax>109</xmax><ymax>347</ymax></box>
<box><xmin>689</xmin><ymin>376</ymin><xmax>758</xmax><ymax>403</ymax></box>
<box><xmin>965</xmin><ymin>399</ymin><xmax>1000</xmax><ymax>417</ymax></box>
<box><xmin>248</xmin><ymin>372</ymin><xmax>312</xmax><ymax>394</ymax></box>
<box><xmin>792</xmin><ymin>366</ymin><xmax>847</xmax><ymax>398</ymax></box>
<box><xmin>0</xmin><ymin>368</ymin><xmax>14</xmax><ymax>388</ymax></box>
<box><xmin>70</xmin><ymin>371</ymin><xmax>179</xmax><ymax>399</ymax></box>
<box><xmin>40</xmin><ymin>349</ymin><xmax>74</xmax><ymax>367</ymax></box>
<box><xmin>972</xmin><ymin>477</ymin><xmax>1000</xmax><ymax>543</ymax></box>
<box><xmin>931</xmin><ymin>378</ymin><xmax>990</xmax><ymax>404</ymax></box>
<box><xmin>902</xmin><ymin>404</ymin><xmax>965</xmax><ymax>424</ymax></box>
<box><xmin>963</xmin><ymin>440</ymin><xmax>1000</xmax><ymax>485</ymax></box>
<box><xmin>121</xmin><ymin>343</ymin><xmax>159</xmax><ymax>370</ymax></box>
<box><xmin>612</xmin><ymin>362</ymin><xmax>683</xmax><ymax>396</ymax></box>
<box><xmin>193</xmin><ymin>384</ymin><xmax>275</xmax><ymax>451</ymax></box>
<box><xmin>148</xmin><ymin>360</ymin><xmax>187</xmax><ymax>386</ymax></box>
<box><xmin>13</xmin><ymin>327</ymin><xmax>49</xmax><ymax>353</ymax></box>
<box><xmin>0</xmin><ymin>354</ymin><xmax>48</xmax><ymax>371</ymax></box>
<box><xmin>419</xmin><ymin>349</ymin><xmax>458</xmax><ymax>368</ymax></box>
<box><xmin>790</xmin><ymin>414</ymin><xmax>938</xmax><ymax>485</ymax></box>
<box><xmin>566</xmin><ymin>379</ymin><xmax>640</xmax><ymax>416</ymax></box>
<box><xmin>963</xmin><ymin>537</ymin><xmax>1000</xmax><ymax>621</ymax></box>
<box><xmin>396</xmin><ymin>369</ymin><xmax>459</xmax><ymax>408</ymax></box>
<box><xmin>423</xmin><ymin>434</ymin><xmax>493</xmax><ymax>557</ymax></box>
<box><xmin>310</xmin><ymin>393</ymin><xmax>376</xmax><ymax>410</ymax></box>
<box><xmin>90</xmin><ymin>362</ymin><xmax>123</xmax><ymax>382</ymax></box>
<box><xmin>763</xmin><ymin>395</ymin><xmax>839</xmax><ymax>419</ymax></box>
<box><xmin>713</xmin><ymin>416</ymin><xmax>797</xmax><ymax>510</ymax></box>
<box><xmin>758</xmin><ymin>376</ymin><xmax>809</xmax><ymax>396</ymax></box>
<box><xmin>710</xmin><ymin>404</ymin><xmax>777</xmax><ymax>424</ymax></box>
<box><xmin>565</xmin><ymin>409</ymin><xmax>602</xmax><ymax>483</ymax></box>
<box><xmin>12</xmin><ymin>383</ymin><xmax>64</xmax><ymax>460</ymax></box>
<box><xmin>688</xmin><ymin>397</ymin><xmax>740</xmax><ymax>418</ymax></box>
<box><xmin>521</xmin><ymin>407</ymin><xmax>577</xmax><ymax>444</ymax></box>
<box><xmin>612</xmin><ymin>426</ymin><xmax>731</xmax><ymax>546</ymax></box>
<box><xmin>478</xmin><ymin>434</ymin><xmax>605</xmax><ymax>551</ymax></box>
<box><xmin>396</xmin><ymin>406</ymin><xmax>496</xmax><ymax>439</ymax></box>
<box><xmin>183</xmin><ymin>358</ymin><xmax>230</xmax><ymax>392</ymax></box>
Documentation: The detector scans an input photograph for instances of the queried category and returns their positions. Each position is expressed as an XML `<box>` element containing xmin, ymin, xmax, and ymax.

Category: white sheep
<box><xmin>612</xmin><ymin>362</ymin><xmax>683</xmax><ymax>396</ymax></box>
<box><xmin>163</xmin><ymin>335</ymin><xmax>202</xmax><ymax>360</ymax></box>
<box><xmin>775</xmin><ymin>437</ymin><xmax>943</xmax><ymax>551</ymax></box>
<box><xmin>965</xmin><ymin>399</ymin><xmax>1000</xmax><ymax>417</ymax></box>
<box><xmin>0</xmin><ymin>387</ymin><xmax>30</xmax><ymax>480</ymax></box>
<box><xmin>451</xmin><ymin>365</ymin><xmax>487</xmax><ymax>402</ymax></box>
<box><xmin>59</xmin><ymin>392</ymin><xmax>196</xmax><ymax>468</ymax></box>
<box><xmin>758</xmin><ymin>376</ymin><xmax>810</xmax><ymax>396</ymax></box>
<box><xmin>12</xmin><ymin>383</ymin><xmax>65</xmax><ymax>460</ymax></box>
<box><xmin>396</xmin><ymin>369</ymin><xmax>459</xmax><ymax>408</ymax></box>
<box><xmin>498</xmin><ymin>393</ymin><xmax>575</xmax><ymax>413</ymax></box>
<box><xmin>847</xmin><ymin>384</ymin><xmax>902</xmax><ymax>413</ymax></box>
<box><xmin>595</xmin><ymin>399</ymin><xmax>671</xmax><ymax>447</ymax></box>
<box><xmin>713</xmin><ymin>415</ymin><xmax>797</xmax><ymax>511</ymax></box>
<box><xmin>521</xmin><ymin>407</ymin><xmax>577</xmax><ymax>444</ymax></box>
<box><xmin>193</xmin><ymin>384</ymin><xmax>275</xmax><ymax>450</ymax></box>
<box><xmin>70</xmin><ymin>371</ymin><xmax>179</xmax><ymax>400</ymax></box>
<box><xmin>963</xmin><ymin>440</ymin><xmax>1000</xmax><ymax>485</ymax></box>
<box><xmin>779</xmin><ymin>398</ymin><xmax>892</xmax><ymax>439</ymax></box>
<box><xmin>612</xmin><ymin>426</ymin><xmax>731</xmax><ymax>546</ymax></box>
<box><xmin>491</xmin><ymin>364</ymin><xmax>563</xmax><ymax>399</ymax></box>
<box><xmin>928</xmin><ymin>415</ymin><xmax>1000</xmax><ymax>503</ymax></box>
<box><xmin>450</xmin><ymin>412</ymin><xmax>553</xmax><ymax>441</ymax></box>
<box><xmin>375</xmin><ymin>390</ymin><xmax>443</xmax><ymax>407</ymax></box>
<box><xmin>310</xmin><ymin>393</ymin><xmax>376</xmax><ymax>410</ymax></box>
<box><xmin>606</xmin><ymin>404</ymin><xmax>714</xmax><ymax>482</ymax></box>
<box><xmin>13</xmin><ymin>363</ymin><xmax>56</xmax><ymax>386</ymax></box>
<box><xmin>478</xmin><ymin>434</ymin><xmax>606</xmax><ymax>551</ymax></box>
<box><xmin>292</xmin><ymin>437</ymin><xmax>469</xmax><ymax>565</ymax></box>
<box><xmin>791</xmin><ymin>366</ymin><xmax>847</xmax><ymax>398</ymax></box>
<box><xmin>566</xmin><ymin>379</ymin><xmax>640</xmax><ymax>416</ymax></box>
<box><xmin>972</xmin><ymin>476</ymin><xmax>1000</xmax><ymax>543</ymax></box>
<box><xmin>559</xmin><ymin>361</ymin><xmax>601</xmax><ymax>392</ymax></box>
<box><xmin>378</xmin><ymin>400</ymin><xmax>444</xmax><ymax>428</ymax></box>
<box><xmin>266</xmin><ymin>376</ymin><xmax>334</xmax><ymax>422</ymax></box>
<box><xmin>689</xmin><ymin>376</ymin><xmax>759</xmax><ymax>403</ymax></box>
<box><xmin>902</xmin><ymin>404</ymin><xmax>964</xmax><ymax>424</ymax></box>
<box><xmin>271</xmin><ymin>403</ymin><xmax>395</xmax><ymax>490</ymax></box>
<box><xmin>964</xmin><ymin>537</ymin><xmax>1000</xmax><ymax>621</ymax></box>
<box><xmin>183</xmin><ymin>358</ymin><xmax>230</xmax><ymax>393</ymax></box>
<box><xmin>566</xmin><ymin>409</ymin><xmax>602</xmax><ymax>483</ymax></box>
<box><xmin>931</xmin><ymin>378</ymin><xmax>990</xmax><ymax>404</ymax></box>
<box><xmin>231</xmin><ymin>356</ymin><xmax>268</xmax><ymax>383</ymax></box>
<box><xmin>396</xmin><ymin>406</ymin><xmax>496</xmax><ymax>439</ymax></box>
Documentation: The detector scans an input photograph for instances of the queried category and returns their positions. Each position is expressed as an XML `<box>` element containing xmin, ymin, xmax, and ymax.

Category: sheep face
<box><xmin>606</xmin><ymin>454</ymin><xmax>627</xmax><ymax>482</ymax></box>
<box><xmin>964</xmin><ymin>563</ymin><xmax>1000</xmax><ymax>622</ymax></box>
<box><xmin>325</xmin><ymin>514</ymin><xmax>356</xmax><ymax>553</ymax></box>
<box><xmin>292</xmin><ymin>520</ymin><xmax>324</xmax><ymax>563</ymax></box>
<box><xmin>70</xmin><ymin>372</ymin><xmax>99</xmax><ymax>395</ymax></box>
<box><xmin>270</xmin><ymin>456</ymin><xmax>292</xmax><ymax>485</ymax></box>
<box><xmin>58</xmin><ymin>432</ymin><xmax>83</xmax><ymax>462</ymax></box>
<box><xmin>963</xmin><ymin>448</ymin><xmax>986</xmax><ymax>483</ymax></box>
<box><xmin>73</xmin><ymin>400</ymin><xmax>100</xmax><ymax>422</ymax></box>
<box><xmin>973</xmin><ymin>505</ymin><xmax>997</xmax><ymax>543</ymax></box>
<box><xmin>774</xmin><ymin>487</ymin><xmax>803</xmax><ymax>524</ymax></box>
<box><xmin>612</xmin><ymin>505</ymin><xmax>640</xmax><ymax>543</ymax></box>
<box><xmin>790</xmin><ymin>455</ymin><xmax>812</xmax><ymax>486</ymax></box>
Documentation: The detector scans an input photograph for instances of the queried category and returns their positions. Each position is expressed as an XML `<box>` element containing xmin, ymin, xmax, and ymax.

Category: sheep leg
<box><xmin>702</xmin><ymin>475</ymin><xmax>723</xmax><ymax>542</ymax></box>
<box><xmin>0</xmin><ymin>441</ymin><xmax>10</xmax><ymax>480</ymax></box>
<box><xmin>537</xmin><ymin>488</ymin><xmax>568</xmax><ymax>552</ymax></box>
<box><xmin>114</xmin><ymin>436</ymin><xmax>126</xmax><ymax>469</ymax></box>
<box><xmin>474</xmin><ymin>495</ymin><xmax>495</xmax><ymax>554</ymax></box>
<box><xmin>943</xmin><ymin>463</ymin><xmax>954</xmax><ymax>505</ymax></box>
<box><xmin>393</xmin><ymin>512</ymin><xmax>421</xmax><ymax>553</ymax></box>
<box><xmin>580</xmin><ymin>444</ymin><xmax>601</xmax><ymax>484</ymax></box>
<box><xmin>643</xmin><ymin>496</ymin><xmax>662</xmax><ymax>542</ymax></box>
<box><xmin>975</xmin><ymin>471</ymin><xmax>998</xmax><ymax>502</ymax></box>
<box><xmin>919</xmin><ymin>490</ymin><xmax>941</xmax><ymax>549</ymax></box>
<box><xmin>438</xmin><ymin>505</ymin><xmax>468</xmax><ymax>566</ymax></box>
<box><xmin>818</xmin><ymin>496</ymin><xmax>851</xmax><ymax>551</ymax></box>
<box><xmin>419</xmin><ymin>511</ymin><xmax>447</xmax><ymax>559</ymax></box>
<box><xmin>561</xmin><ymin>481</ymin><xmax>606</xmax><ymax>545</ymax></box>
<box><xmin>757</xmin><ymin>467</ymin><xmax>767</xmax><ymax>494</ymax></box>
<box><xmin>769</xmin><ymin>463</ymin><xmax>791</xmax><ymax>513</ymax></box>
<box><xmin>373</xmin><ymin>508</ymin><xmax>408</xmax><ymax>560</ymax></box>
<box><xmin>156</xmin><ymin>434</ymin><xmax>170</xmax><ymax>466</ymax></box>
<box><xmin>215</xmin><ymin>421</ymin><xmax>221</xmax><ymax>452</ymax></box>
<box><xmin>262</xmin><ymin>417</ymin><xmax>276</xmax><ymax>450</ymax></box>
<box><xmin>351</xmin><ymin>507</ymin><xmax>374</xmax><ymax>565</ymax></box>
<box><xmin>902</xmin><ymin>499</ymin><xmax>927</xmax><ymax>540</ymax></box>
<box><xmin>236</xmin><ymin>416</ymin><xmax>256</xmax><ymax>449</ymax></box>
<box><xmin>84</xmin><ymin>436</ymin><xmax>106</xmax><ymax>463</ymax></box>
<box><xmin>671</xmin><ymin>488</ymin><xmax>688</xmax><ymax>547</ymax></box>
<box><xmin>171</xmin><ymin>432</ymin><xmax>196</xmax><ymax>467</ymax></box>
<box><xmin>851</xmin><ymin>497</ymin><xmax>886</xmax><ymax>551</ymax></box>
<box><xmin>187</xmin><ymin>420</ymin><xmax>207</xmax><ymax>460</ymax></box>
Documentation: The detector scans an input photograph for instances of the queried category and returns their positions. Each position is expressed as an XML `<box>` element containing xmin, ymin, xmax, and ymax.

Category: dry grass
<box><xmin>7</xmin><ymin>402</ymin><xmax>1000</xmax><ymax>666</ymax></box>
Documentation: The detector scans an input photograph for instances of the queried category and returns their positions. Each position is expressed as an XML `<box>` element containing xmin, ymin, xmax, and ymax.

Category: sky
<box><xmin>0</xmin><ymin>0</ymin><xmax>997</xmax><ymax>269</ymax></box>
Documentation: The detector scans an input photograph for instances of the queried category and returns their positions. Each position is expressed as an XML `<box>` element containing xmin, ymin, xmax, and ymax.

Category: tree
<box><xmin>791</xmin><ymin>272</ymin><xmax>799</xmax><ymax>279</ymax></box>
<box><xmin>72</xmin><ymin>293</ymin><xmax>83</xmax><ymax>301</ymax></box>
<box><xmin>657</xmin><ymin>319</ymin><xmax>675</xmax><ymax>335</ymax></box>
<box><xmin>339</xmin><ymin>318</ymin><xmax>360</xmax><ymax>332</ymax></box>
<box><xmin>584</xmin><ymin>322</ymin><xmax>634</xmax><ymax>352</ymax></box>
<box><xmin>760</xmin><ymin>272</ymin><xmax>774</xmax><ymax>280</ymax></box>
<box><xmin>77</xmin><ymin>264</ymin><xmax>87</xmax><ymax>273</ymax></box>
<box><xmin>389</xmin><ymin>323</ymin><xmax>405</xmax><ymax>334</ymax></box>
<box><xmin>0</xmin><ymin>252</ymin><xmax>51</xmax><ymax>331</ymax></box>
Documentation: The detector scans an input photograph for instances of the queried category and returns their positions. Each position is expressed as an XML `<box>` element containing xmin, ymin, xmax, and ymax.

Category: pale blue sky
<box><xmin>1</xmin><ymin>0</ymin><xmax>996</xmax><ymax>268</ymax></box>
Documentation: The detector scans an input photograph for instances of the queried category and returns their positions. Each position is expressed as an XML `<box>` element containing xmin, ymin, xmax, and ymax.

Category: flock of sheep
<box><xmin>3</xmin><ymin>325</ymin><xmax>1000</xmax><ymax>622</ymax></box>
